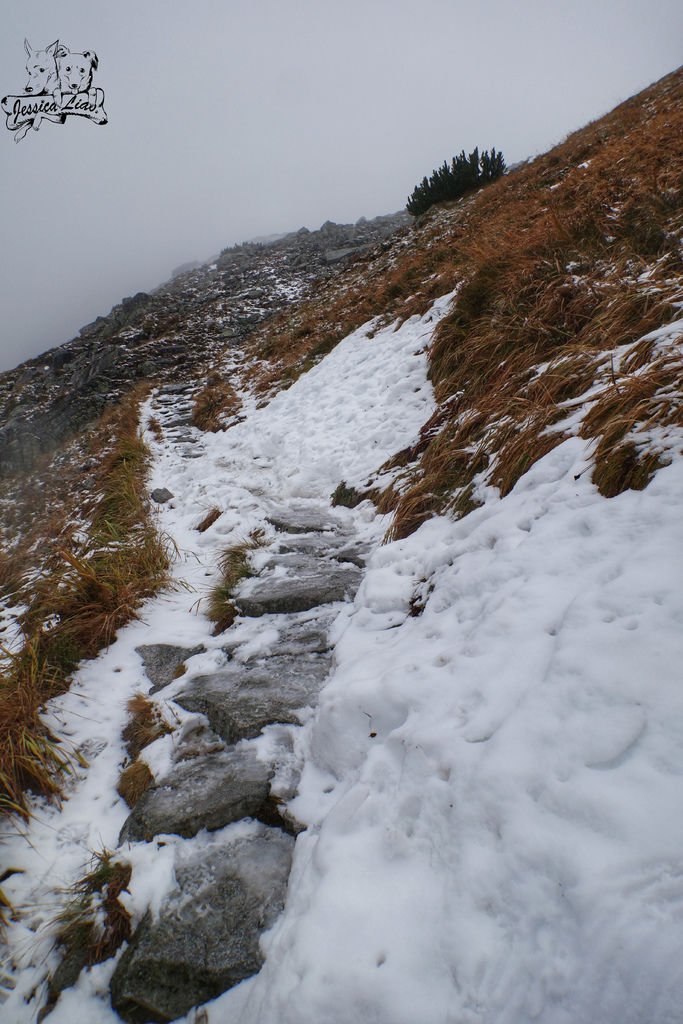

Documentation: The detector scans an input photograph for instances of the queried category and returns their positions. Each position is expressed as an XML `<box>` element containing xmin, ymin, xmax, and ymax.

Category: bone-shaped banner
<box><xmin>2</xmin><ymin>88</ymin><xmax>107</xmax><ymax>132</ymax></box>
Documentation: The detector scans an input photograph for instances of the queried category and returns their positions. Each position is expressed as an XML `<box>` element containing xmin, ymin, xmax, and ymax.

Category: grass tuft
<box><xmin>117</xmin><ymin>760</ymin><xmax>154</xmax><ymax>808</ymax></box>
<box><xmin>207</xmin><ymin>532</ymin><xmax>265</xmax><ymax>635</ymax></box>
<box><xmin>192</xmin><ymin>372</ymin><xmax>241</xmax><ymax>431</ymax></box>
<box><xmin>122</xmin><ymin>693</ymin><xmax>171</xmax><ymax>761</ymax></box>
<box><xmin>45</xmin><ymin>849</ymin><xmax>132</xmax><ymax>1012</ymax></box>
<box><xmin>196</xmin><ymin>506</ymin><xmax>222</xmax><ymax>533</ymax></box>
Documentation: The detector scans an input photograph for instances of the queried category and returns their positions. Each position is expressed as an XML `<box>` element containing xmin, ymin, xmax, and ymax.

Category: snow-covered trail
<box><xmin>0</xmin><ymin>297</ymin><xmax>448</xmax><ymax>1022</ymax></box>
<box><xmin>2</xmin><ymin>287</ymin><xmax>683</xmax><ymax>1024</ymax></box>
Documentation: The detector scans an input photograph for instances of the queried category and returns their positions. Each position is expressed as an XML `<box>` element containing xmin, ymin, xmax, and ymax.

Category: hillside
<box><xmin>0</xmin><ymin>67</ymin><xmax>682</xmax><ymax>1023</ymax></box>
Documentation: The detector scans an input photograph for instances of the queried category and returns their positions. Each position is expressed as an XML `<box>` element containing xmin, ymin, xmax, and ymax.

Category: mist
<box><xmin>1</xmin><ymin>0</ymin><xmax>681</xmax><ymax>372</ymax></box>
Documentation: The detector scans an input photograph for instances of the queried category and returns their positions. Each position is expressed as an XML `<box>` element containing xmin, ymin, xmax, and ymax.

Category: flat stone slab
<box><xmin>136</xmin><ymin>643</ymin><xmax>205</xmax><ymax>693</ymax></box>
<box><xmin>174</xmin><ymin>654</ymin><xmax>330</xmax><ymax>744</ymax></box>
<box><xmin>110</xmin><ymin>826</ymin><xmax>293</xmax><ymax>1023</ymax></box>
<box><xmin>119</xmin><ymin>749</ymin><xmax>272</xmax><ymax>843</ymax></box>
<box><xmin>163</xmin><ymin>415</ymin><xmax>194</xmax><ymax>427</ymax></box>
<box><xmin>274</xmin><ymin>533</ymin><xmax>370</xmax><ymax>567</ymax></box>
<box><xmin>223</xmin><ymin>610</ymin><xmax>336</xmax><ymax>661</ymax></box>
<box><xmin>265</xmin><ymin>505</ymin><xmax>340</xmax><ymax>534</ymax></box>
<box><xmin>236</xmin><ymin>560</ymin><xmax>362</xmax><ymax>616</ymax></box>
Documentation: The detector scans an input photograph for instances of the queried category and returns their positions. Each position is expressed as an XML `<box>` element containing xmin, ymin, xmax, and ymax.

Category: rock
<box><xmin>324</xmin><ymin>246</ymin><xmax>368</xmax><ymax>263</ymax></box>
<box><xmin>136</xmin><ymin>644</ymin><xmax>205</xmax><ymax>693</ymax></box>
<box><xmin>266</xmin><ymin>506</ymin><xmax>340</xmax><ymax>534</ymax></box>
<box><xmin>163</xmin><ymin>415</ymin><xmax>193</xmax><ymax>427</ymax></box>
<box><xmin>150</xmin><ymin>488</ymin><xmax>174</xmax><ymax>504</ymax></box>
<box><xmin>171</xmin><ymin>261</ymin><xmax>202</xmax><ymax>279</ymax></box>
<box><xmin>119</xmin><ymin>749</ymin><xmax>272</xmax><ymax>843</ymax></box>
<box><xmin>223</xmin><ymin>610</ymin><xmax>336</xmax><ymax>661</ymax></box>
<box><xmin>174</xmin><ymin>654</ymin><xmax>330</xmax><ymax>743</ymax></box>
<box><xmin>333</xmin><ymin>543</ymin><xmax>369</xmax><ymax>568</ymax></box>
<box><xmin>274</xmin><ymin>533</ymin><xmax>369</xmax><ymax>567</ymax></box>
<box><xmin>43</xmin><ymin>928</ymin><xmax>93</xmax><ymax>1021</ymax></box>
<box><xmin>236</xmin><ymin>559</ymin><xmax>362</xmax><ymax>616</ymax></box>
<box><xmin>110</xmin><ymin>827</ymin><xmax>293</xmax><ymax>1024</ymax></box>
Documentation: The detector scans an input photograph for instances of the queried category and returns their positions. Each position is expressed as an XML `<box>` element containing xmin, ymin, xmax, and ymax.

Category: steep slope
<box><xmin>0</xmin><ymin>67</ymin><xmax>682</xmax><ymax>1024</ymax></box>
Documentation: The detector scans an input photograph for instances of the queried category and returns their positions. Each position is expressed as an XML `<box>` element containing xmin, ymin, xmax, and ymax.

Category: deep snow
<box><xmin>1</xmin><ymin>292</ymin><xmax>683</xmax><ymax>1023</ymax></box>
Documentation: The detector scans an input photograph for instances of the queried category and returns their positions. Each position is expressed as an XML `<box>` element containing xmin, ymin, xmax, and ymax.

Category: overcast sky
<box><xmin>0</xmin><ymin>0</ymin><xmax>681</xmax><ymax>372</ymax></box>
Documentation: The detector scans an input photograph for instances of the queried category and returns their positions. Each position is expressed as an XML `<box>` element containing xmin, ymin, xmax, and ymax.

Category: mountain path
<box><xmin>102</xmin><ymin>383</ymin><xmax>369</xmax><ymax>1022</ymax></box>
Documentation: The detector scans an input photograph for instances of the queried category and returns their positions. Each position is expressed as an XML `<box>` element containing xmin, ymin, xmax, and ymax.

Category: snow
<box><xmin>235</xmin><ymin>444</ymin><xmax>683</xmax><ymax>1024</ymax></box>
<box><xmin>2</xmin><ymin>288</ymin><xmax>683</xmax><ymax>1023</ymax></box>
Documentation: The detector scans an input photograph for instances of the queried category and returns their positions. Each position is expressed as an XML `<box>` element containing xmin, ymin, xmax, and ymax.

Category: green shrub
<box><xmin>407</xmin><ymin>147</ymin><xmax>506</xmax><ymax>216</ymax></box>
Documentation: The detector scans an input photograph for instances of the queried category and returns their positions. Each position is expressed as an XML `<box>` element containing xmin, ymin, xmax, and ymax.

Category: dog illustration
<box><xmin>24</xmin><ymin>38</ymin><xmax>64</xmax><ymax>95</ymax></box>
<box><xmin>16</xmin><ymin>38</ymin><xmax>66</xmax><ymax>140</ymax></box>
<box><xmin>57</xmin><ymin>50</ymin><xmax>98</xmax><ymax>98</ymax></box>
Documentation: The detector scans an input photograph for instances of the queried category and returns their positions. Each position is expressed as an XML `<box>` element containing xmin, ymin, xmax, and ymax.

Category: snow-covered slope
<box><xmin>2</xmin><ymin>284</ymin><xmax>682</xmax><ymax>1023</ymax></box>
<box><xmin>238</xmin><ymin>444</ymin><xmax>683</xmax><ymax>1024</ymax></box>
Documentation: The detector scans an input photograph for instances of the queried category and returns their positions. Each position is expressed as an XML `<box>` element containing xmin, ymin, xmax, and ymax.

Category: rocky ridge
<box><xmin>0</xmin><ymin>212</ymin><xmax>408</xmax><ymax>478</ymax></box>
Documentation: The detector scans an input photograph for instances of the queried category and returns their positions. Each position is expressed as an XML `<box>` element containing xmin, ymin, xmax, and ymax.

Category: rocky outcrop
<box><xmin>0</xmin><ymin>212</ymin><xmax>408</xmax><ymax>478</ymax></box>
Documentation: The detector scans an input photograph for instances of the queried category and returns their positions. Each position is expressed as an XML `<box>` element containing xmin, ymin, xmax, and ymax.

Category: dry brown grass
<box><xmin>46</xmin><ymin>850</ymin><xmax>132</xmax><ymax>1010</ymax></box>
<box><xmin>191</xmin><ymin>371</ymin><xmax>241</xmax><ymax>431</ymax></box>
<box><xmin>117</xmin><ymin>760</ymin><xmax>154</xmax><ymax>808</ymax></box>
<box><xmin>243</xmin><ymin>69</ymin><xmax>683</xmax><ymax>433</ymax></box>
<box><xmin>196</xmin><ymin>506</ymin><xmax>222</xmax><ymax>532</ymax></box>
<box><xmin>147</xmin><ymin>415</ymin><xmax>163</xmax><ymax>441</ymax></box>
<box><xmin>207</xmin><ymin>531</ymin><xmax>265</xmax><ymax>635</ymax></box>
<box><xmin>366</xmin><ymin>67</ymin><xmax>683</xmax><ymax>538</ymax></box>
<box><xmin>122</xmin><ymin>693</ymin><xmax>171</xmax><ymax>760</ymax></box>
<box><xmin>0</xmin><ymin>387</ymin><xmax>174</xmax><ymax>821</ymax></box>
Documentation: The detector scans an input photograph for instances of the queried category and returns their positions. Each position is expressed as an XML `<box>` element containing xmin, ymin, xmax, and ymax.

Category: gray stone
<box><xmin>136</xmin><ymin>644</ymin><xmax>205</xmax><ymax>693</ymax></box>
<box><xmin>324</xmin><ymin>245</ymin><xmax>370</xmax><ymax>263</ymax></box>
<box><xmin>274</xmin><ymin>533</ymin><xmax>343</xmax><ymax>557</ymax></box>
<box><xmin>163</xmin><ymin>415</ymin><xmax>193</xmax><ymax>427</ymax></box>
<box><xmin>274</xmin><ymin>533</ymin><xmax>370</xmax><ymax>567</ymax></box>
<box><xmin>266</xmin><ymin>506</ymin><xmax>340</xmax><ymax>534</ymax></box>
<box><xmin>110</xmin><ymin>827</ymin><xmax>293</xmax><ymax>1024</ymax></box>
<box><xmin>119</xmin><ymin>750</ymin><xmax>272</xmax><ymax>843</ymax></box>
<box><xmin>150</xmin><ymin>488</ymin><xmax>174</xmax><ymax>504</ymax></box>
<box><xmin>222</xmin><ymin>610</ymin><xmax>335</xmax><ymax>661</ymax></box>
<box><xmin>236</xmin><ymin>560</ymin><xmax>362</xmax><ymax>616</ymax></box>
<box><xmin>174</xmin><ymin>654</ymin><xmax>330</xmax><ymax>743</ymax></box>
<box><xmin>333</xmin><ymin>543</ymin><xmax>369</xmax><ymax>568</ymax></box>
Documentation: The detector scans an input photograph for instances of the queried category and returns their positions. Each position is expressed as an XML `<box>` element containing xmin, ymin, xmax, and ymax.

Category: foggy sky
<box><xmin>1</xmin><ymin>0</ymin><xmax>681</xmax><ymax>372</ymax></box>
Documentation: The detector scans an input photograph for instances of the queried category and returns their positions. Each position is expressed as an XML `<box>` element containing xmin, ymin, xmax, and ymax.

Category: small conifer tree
<box><xmin>406</xmin><ymin>147</ymin><xmax>506</xmax><ymax>216</ymax></box>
